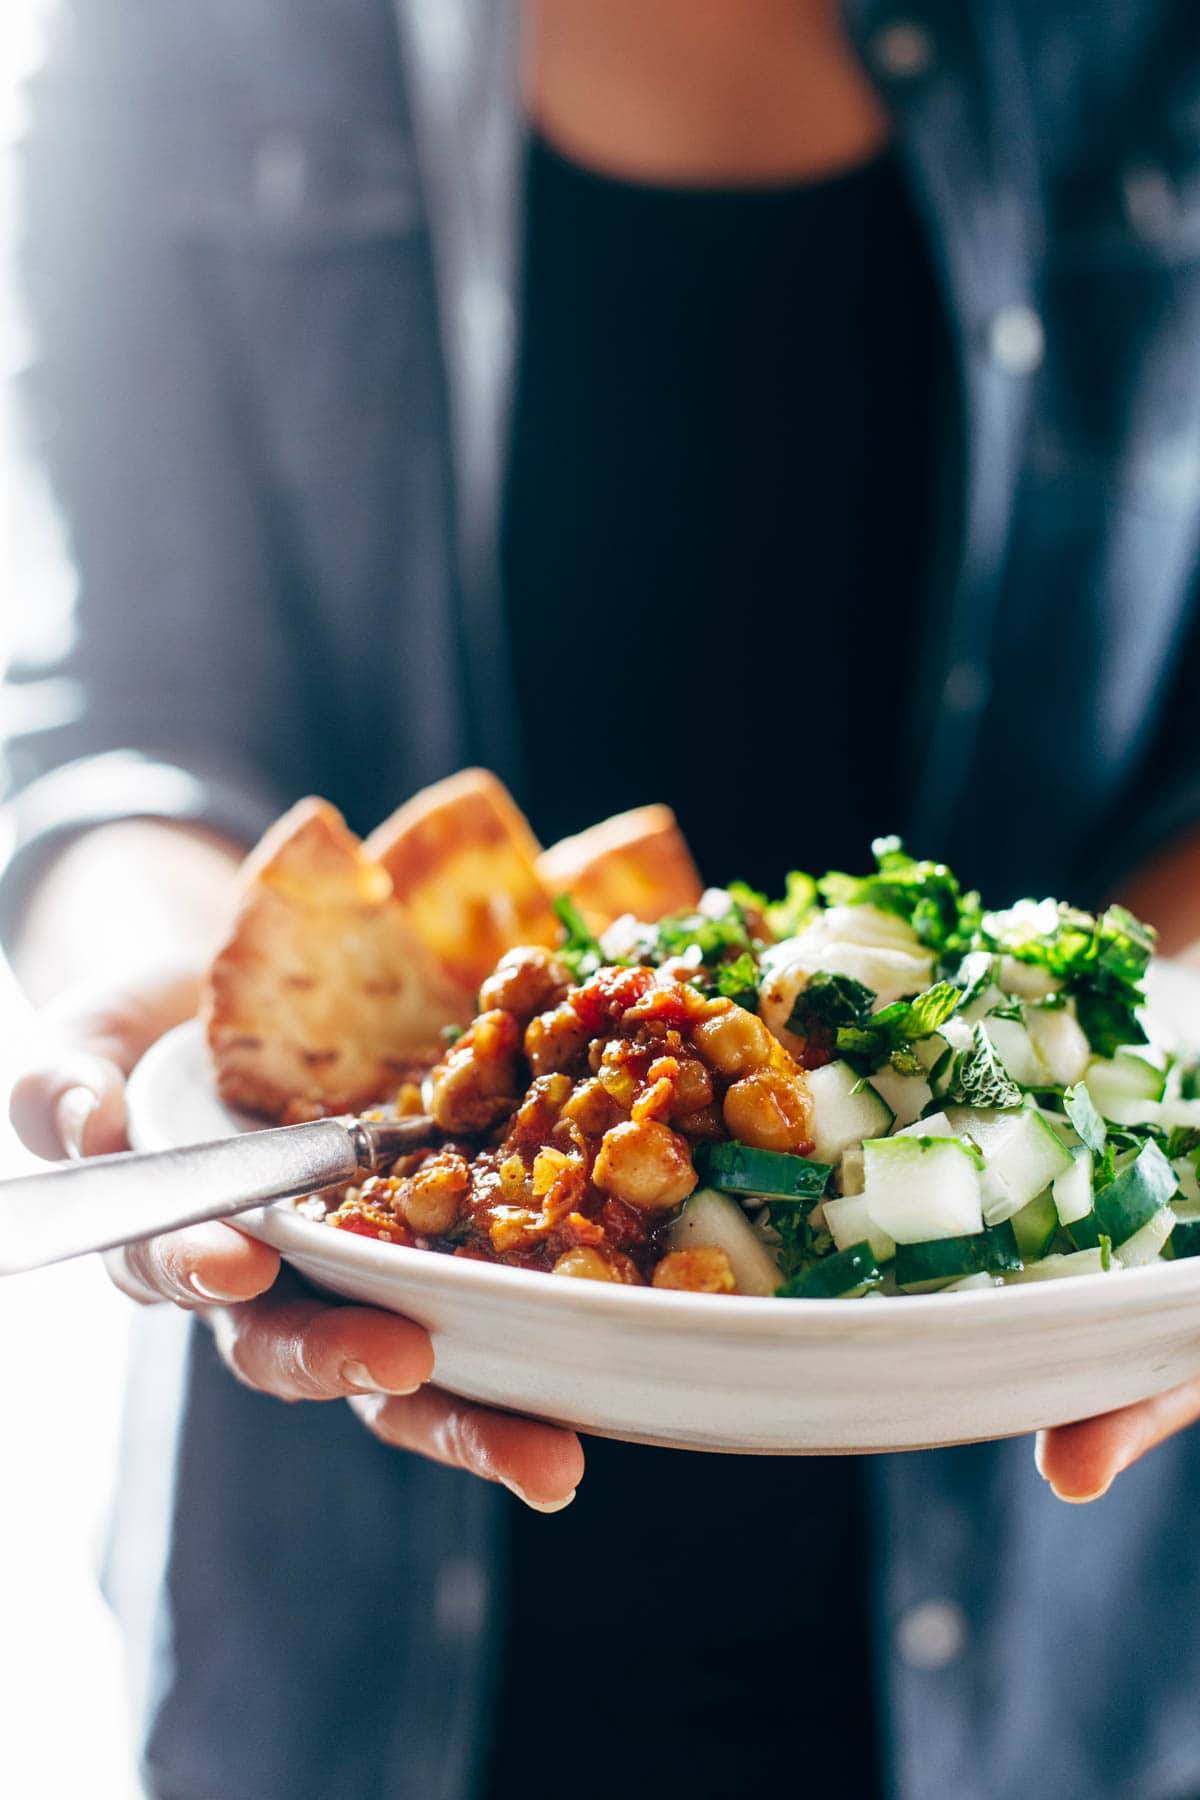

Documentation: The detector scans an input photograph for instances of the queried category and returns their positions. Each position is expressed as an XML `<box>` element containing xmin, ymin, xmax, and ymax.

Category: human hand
<box><xmin>9</xmin><ymin>970</ymin><xmax>584</xmax><ymax>1511</ymax></box>
<box><xmin>1036</xmin><ymin>1380</ymin><xmax>1200</xmax><ymax>1502</ymax></box>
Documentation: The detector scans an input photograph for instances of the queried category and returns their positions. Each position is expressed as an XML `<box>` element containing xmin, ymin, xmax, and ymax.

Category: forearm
<box><xmin>11</xmin><ymin>819</ymin><xmax>243</xmax><ymax>1006</ymax></box>
<box><xmin>1111</xmin><ymin>825</ymin><xmax>1200</xmax><ymax>961</ymax></box>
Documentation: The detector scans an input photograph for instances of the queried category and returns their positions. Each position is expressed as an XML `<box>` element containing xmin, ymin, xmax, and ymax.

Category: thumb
<box><xmin>9</xmin><ymin>967</ymin><xmax>200</xmax><ymax>1161</ymax></box>
<box><xmin>10</xmin><ymin>1049</ymin><xmax>130</xmax><ymax>1161</ymax></box>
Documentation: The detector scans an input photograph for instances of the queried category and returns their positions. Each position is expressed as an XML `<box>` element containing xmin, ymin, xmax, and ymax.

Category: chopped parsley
<box><xmin>551</xmin><ymin>894</ymin><xmax>605</xmax><ymax>983</ymax></box>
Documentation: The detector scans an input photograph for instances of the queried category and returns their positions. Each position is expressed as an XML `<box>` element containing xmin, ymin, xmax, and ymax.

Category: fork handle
<box><xmin>0</xmin><ymin>1117</ymin><xmax>385</xmax><ymax>1275</ymax></box>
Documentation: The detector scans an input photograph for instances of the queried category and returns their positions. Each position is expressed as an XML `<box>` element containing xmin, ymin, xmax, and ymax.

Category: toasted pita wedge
<box><xmin>536</xmin><ymin>805</ymin><xmax>703</xmax><ymax>927</ymax></box>
<box><xmin>205</xmin><ymin>798</ymin><xmax>467</xmax><ymax>1118</ymax></box>
<box><xmin>365</xmin><ymin>769</ymin><xmax>557</xmax><ymax>993</ymax></box>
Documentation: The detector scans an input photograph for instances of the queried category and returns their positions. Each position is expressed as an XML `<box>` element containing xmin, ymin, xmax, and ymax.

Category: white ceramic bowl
<box><xmin>126</xmin><ymin>962</ymin><xmax>1200</xmax><ymax>1454</ymax></box>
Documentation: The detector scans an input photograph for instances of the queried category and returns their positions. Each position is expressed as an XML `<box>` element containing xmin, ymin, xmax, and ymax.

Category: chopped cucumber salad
<box><xmin>635</xmin><ymin>838</ymin><xmax>1200</xmax><ymax>1298</ymax></box>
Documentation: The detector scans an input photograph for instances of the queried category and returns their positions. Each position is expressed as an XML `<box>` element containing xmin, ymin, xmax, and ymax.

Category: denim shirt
<box><xmin>7</xmin><ymin>3</ymin><xmax>1200</xmax><ymax>1796</ymax></box>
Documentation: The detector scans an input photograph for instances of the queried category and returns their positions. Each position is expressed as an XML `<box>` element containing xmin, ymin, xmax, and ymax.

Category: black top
<box><xmin>502</xmin><ymin>135</ymin><xmax>944</xmax><ymax>892</ymax></box>
<box><xmin>490</xmin><ymin>137</ymin><xmax>944</xmax><ymax>1799</ymax></box>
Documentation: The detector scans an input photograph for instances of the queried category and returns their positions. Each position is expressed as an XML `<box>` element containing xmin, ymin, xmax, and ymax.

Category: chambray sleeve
<box><xmin>0</xmin><ymin>14</ymin><xmax>304</xmax><ymax>934</ymax></box>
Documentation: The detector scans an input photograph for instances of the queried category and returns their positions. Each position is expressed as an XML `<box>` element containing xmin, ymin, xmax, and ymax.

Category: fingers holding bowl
<box><xmin>350</xmin><ymin>1385</ymin><xmax>585</xmax><ymax>1512</ymax></box>
<box><xmin>1036</xmin><ymin>1372</ymin><xmax>1200</xmax><ymax>1502</ymax></box>
<box><xmin>209</xmin><ymin>1280</ymin><xmax>436</xmax><ymax>1403</ymax></box>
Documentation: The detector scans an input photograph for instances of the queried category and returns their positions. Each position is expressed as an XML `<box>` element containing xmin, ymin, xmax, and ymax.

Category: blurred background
<box><xmin>1</xmin><ymin>3</ymin><xmax>140</xmax><ymax>1793</ymax></box>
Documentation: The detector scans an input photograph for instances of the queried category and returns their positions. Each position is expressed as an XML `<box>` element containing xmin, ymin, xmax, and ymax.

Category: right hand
<box><xmin>9</xmin><ymin>970</ymin><xmax>585</xmax><ymax>1511</ymax></box>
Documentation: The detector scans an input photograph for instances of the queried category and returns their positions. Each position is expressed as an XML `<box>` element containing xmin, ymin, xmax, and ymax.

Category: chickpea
<box><xmin>429</xmin><ymin>1012</ymin><xmax>519</xmax><ymax>1133</ymax></box>
<box><xmin>478</xmin><ymin>945</ymin><xmax>570</xmax><ymax>1023</ymax></box>
<box><xmin>525</xmin><ymin>1003</ymin><xmax>590</xmax><ymax>1076</ymax></box>
<box><xmin>593</xmin><ymin>1119</ymin><xmax>697</xmax><ymax>1212</ymax></box>
<box><xmin>652</xmin><ymin>1246</ymin><xmax>737</xmax><ymax>1293</ymax></box>
<box><xmin>722</xmin><ymin>1068</ymin><xmax>812</xmax><ymax>1152</ymax></box>
<box><xmin>691</xmin><ymin>1006</ymin><xmax>774</xmax><ymax>1077</ymax></box>
<box><xmin>401</xmin><ymin>1152</ymin><xmax>470</xmax><ymax>1235</ymax></box>
<box><xmin>552</xmin><ymin>1247</ymin><xmax>617</xmax><ymax>1282</ymax></box>
<box><xmin>560</xmin><ymin>1077</ymin><xmax>625</xmax><ymax>1136</ymax></box>
<box><xmin>675</xmin><ymin>1103</ymin><xmax>724</xmax><ymax>1142</ymax></box>
<box><xmin>670</xmin><ymin>1056</ymin><xmax>713</xmax><ymax>1118</ymax></box>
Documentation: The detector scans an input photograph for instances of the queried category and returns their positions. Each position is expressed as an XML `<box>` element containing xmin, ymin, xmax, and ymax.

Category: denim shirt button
<box><xmin>897</xmin><ymin>1599</ymin><xmax>969</xmax><ymax>1670</ymax></box>
<box><xmin>868</xmin><ymin>21</ymin><xmax>936</xmax><ymax>80</ymax></box>
<box><xmin>988</xmin><ymin>303</ymin><xmax>1045</xmax><ymax>375</ymax></box>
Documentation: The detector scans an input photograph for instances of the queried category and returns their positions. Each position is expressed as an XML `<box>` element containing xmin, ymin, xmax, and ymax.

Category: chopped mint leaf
<box><xmin>1166</xmin><ymin>1124</ymin><xmax>1200</xmax><ymax>1160</ymax></box>
<box><xmin>787</xmin><ymin>971</ymin><xmax>876</xmax><ymax>1037</ymax></box>
<box><xmin>944</xmin><ymin>1023</ymin><xmax>1023</xmax><ymax>1110</ymax></box>
<box><xmin>552</xmin><ymin>894</ymin><xmax>605</xmax><ymax>982</ymax></box>
<box><xmin>712</xmin><ymin>951</ymin><xmax>761</xmax><ymax>1010</ymax></box>
<box><xmin>835</xmin><ymin>980</ymin><xmax>961</xmax><ymax>1073</ymax></box>
<box><xmin>765</xmin><ymin>870</ymin><xmax>819</xmax><ymax>940</ymax></box>
<box><xmin>983</xmin><ymin>899</ymin><xmax>1155</xmax><ymax>1059</ymax></box>
<box><xmin>818</xmin><ymin>838</ymin><xmax>983</xmax><ymax>960</ymax></box>
<box><xmin>987</xmin><ymin>1000</ymin><xmax>1025</xmax><ymax>1023</ymax></box>
<box><xmin>1064</xmin><ymin>1083</ymin><xmax>1107</xmax><ymax>1156</ymax></box>
<box><xmin>1099</xmin><ymin>1234</ymin><xmax>1113</xmax><ymax>1271</ymax></box>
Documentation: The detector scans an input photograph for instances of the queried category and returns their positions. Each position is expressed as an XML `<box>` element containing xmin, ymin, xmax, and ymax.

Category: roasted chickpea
<box><xmin>593</xmin><ymin>1119</ymin><xmax>698</xmax><ymax>1212</ymax></box>
<box><xmin>525</xmin><ymin>1003</ymin><xmax>590</xmax><ymax>1076</ymax></box>
<box><xmin>652</xmin><ymin>1246</ymin><xmax>737</xmax><ymax>1293</ymax></box>
<box><xmin>691</xmin><ymin>1006</ymin><xmax>774</xmax><ymax>1077</ymax></box>
<box><xmin>722</xmin><ymin>1068</ymin><xmax>812</xmax><ymax>1152</ymax></box>
<box><xmin>552</xmin><ymin>1247</ymin><xmax>617</xmax><ymax>1282</ymax></box>
<box><xmin>401</xmin><ymin>1152</ymin><xmax>470</xmax><ymax>1235</ymax></box>
<box><xmin>478</xmin><ymin>945</ymin><xmax>570</xmax><ymax>1023</ymax></box>
<box><xmin>670</xmin><ymin>1056</ymin><xmax>713</xmax><ymax>1118</ymax></box>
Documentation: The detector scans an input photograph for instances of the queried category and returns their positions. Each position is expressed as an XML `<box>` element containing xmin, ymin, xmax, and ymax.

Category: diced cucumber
<box><xmin>1073</xmin><ymin>1140</ymin><xmax>1178</xmax><ymax>1247</ymax></box>
<box><xmin>894</xmin><ymin>1109</ymin><xmax>958</xmax><ymax>1139</ymax></box>
<box><xmin>944</xmin><ymin>1271</ymin><xmax>1002</xmax><ymax>1292</ymax></box>
<box><xmin>1173</xmin><ymin>1159</ymin><xmax>1200</xmax><ymax>1206</ymax></box>
<box><xmin>895</xmin><ymin>1221</ymin><xmax>1022</xmax><ymax>1292</ymax></box>
<box><xmin>1025</xmin><ymin>1004</ymin><xmax>1091</xmax><ymax>1087</ymax></box>
<box><xmin>961</xmin><ymin>982</ymin><xmax>1007</xmax><ymax>1024</ymax></box>
<box><xmin>983</xmin><ymin>1016</ymin><xmax>1043</xmax><ymax>1088</ymax></box>
<box><xmin>806</xmin><ymin>1060</ymin><xmax>894</xmax><ymax>1166</ymax></box>
<box><xmin>946</xmin><ymin>1100</ymin><xmax>1073</xmax><ymax>1225</ymax></box>
<box><xmin>665</xmin><ymin>1189</ymin><xmax>783</xmax><ymax>1297</ymax></box>
<box><xmin>1169</xmin><ymin>1206</ymin><xmax>1200</xmax><ymax>1259</ymax></box>
<box><xmin>862</xmin><ymin>1136</ymin><xmax>984</xmax><ymax>1244</ymax></box>
<box><xmin>777</xmin><ymin>1242</ymin><xmax>883</xmax><ymax>1299</ymax></box>
<box><xmin>1156</xmin><ymin>1099</ymin><xmax>1200</xmax><ymax>1132</ymax></box>
<box><xmin>697</xmin><ymin>1142</ymin><xmax>830</xmax><ymax>1200</ymax></box>
<box><xmin>1052</xmin><ymin>1145</ymin><xmax>1094</xmax><ymax>1227</ymax></box>
<box><xmin>838</xmin><ymin>1145</ymin><xmax>865</xmax><ymax>1196</ymax></box>
<box><xmin>820</xmin><ymin>904</ymin><xmax>923</xmax><ymax>951</ymax></box>
<box><xmin>1005</xmin><ymin>1246</ymin><xmax>1114</xmax><ymax>1283</ymax></box>
<box><xmin>1085</xmin><ymin>1052</ymin><xmax>1167</xmax><ymax>1125</ymax></box>
<box><xmin>1114</xmin><ymin>1205</ymin><xmax>1175</xmax><ymax>1267</ymax></box>
<box><xmin>1011</xmin><ymin>1188</ymin><xmax>1059</xmax><ymax>1261</ymax></box>
<box><xmin>869</xmin><ymin>1062</ymin><xmax>933</xmax><ymax>1129</ymax></box>
<box><xmin>823</xmin><ymin>1192</ymin><xmax>897</xmax><ymax>1263</ymax></box>
<box><xmin>812</xmin><ymin>942</ymin><xmax>935</xmax><ymax>1004</ymax></box>
<box><xmin>996</xmin><ymin>954</ymin><xmax>1063</xmax><ymax>1000</ymax></box>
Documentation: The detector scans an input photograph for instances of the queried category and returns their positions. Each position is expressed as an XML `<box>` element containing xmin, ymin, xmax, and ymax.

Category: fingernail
<box><xmin>1033</xmin><ymin>1430</ymin><xmax>1049</xmax><ymax>1480</ymax></box>
<box><xmin>501</xmin><ymin>1479</ymin><xmax>577</xmax><ymax>1514</ymax></box>
<box><xmin>188</xmin><ymin>1271</ymin><xmax>240</xmax><ymax>1303</ymax></box>
<box><xmin>56</xmin><ymin>1086</ymin><xmax>98</xmax><ymax>1159</ymax></box>
<box><xmin>1049</xmin><ymin>1479</ymin><xmax>1114</xmax><ymax>1505</ymax></box>
<box><xmin>341</xmin><ymin>1360</ymin><xmax>422</xmax><ymax>1396</ymax></box>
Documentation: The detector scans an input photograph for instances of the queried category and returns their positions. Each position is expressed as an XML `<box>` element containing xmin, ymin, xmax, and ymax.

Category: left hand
<box><xmin>1037</xmin><ymin>1378</ymin><xmax>1200</xmax><ymax>1500</ymax></box>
